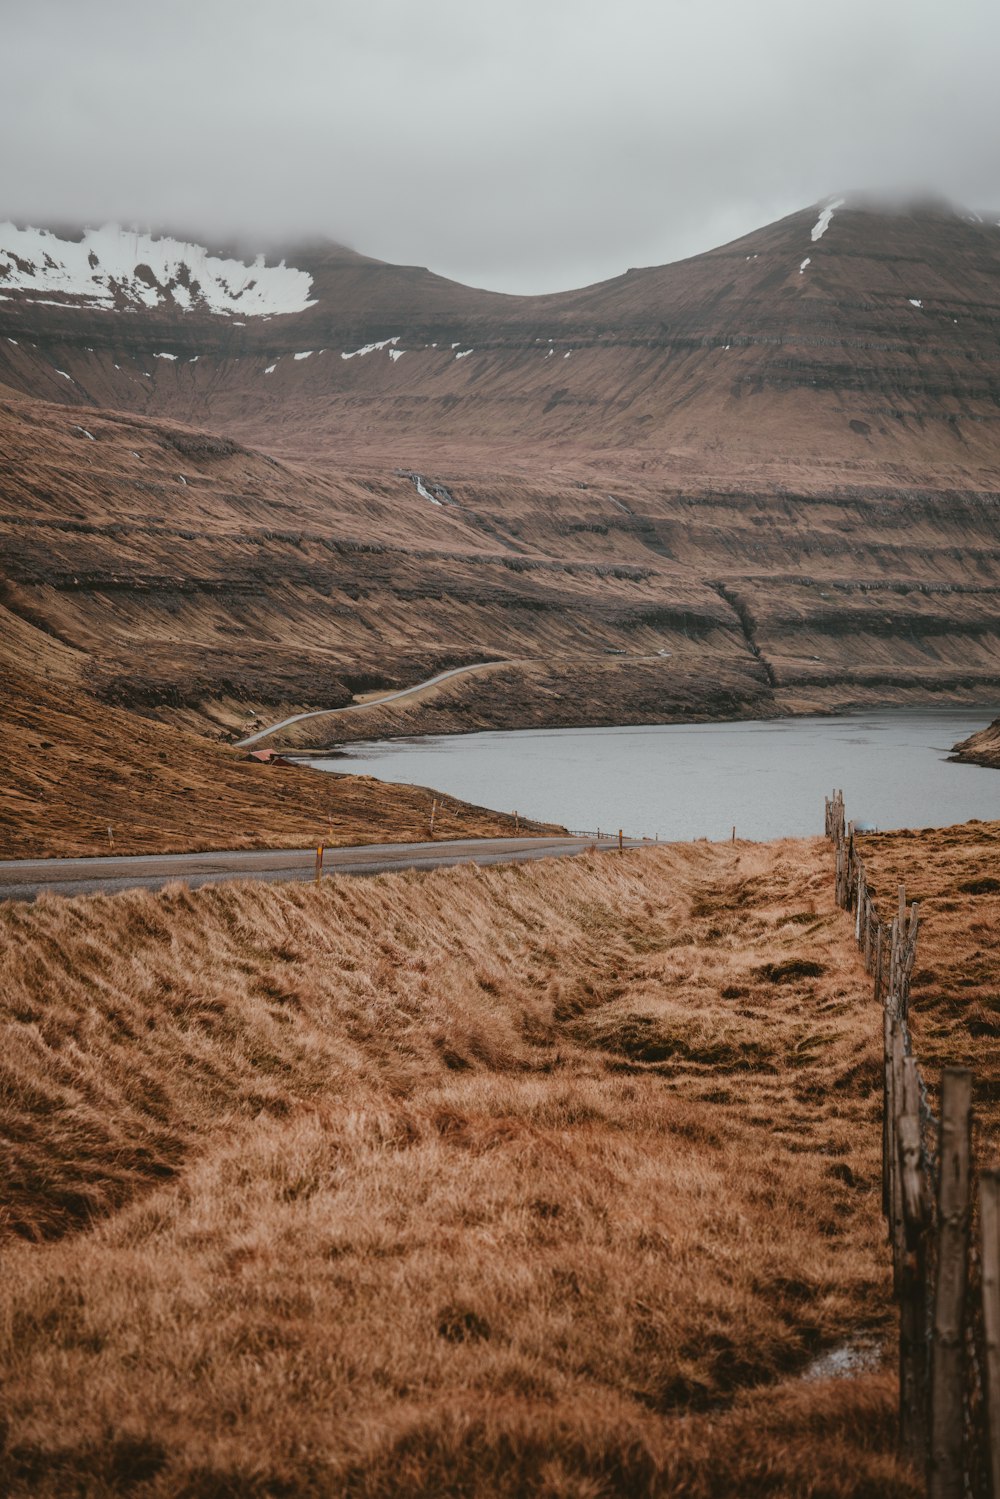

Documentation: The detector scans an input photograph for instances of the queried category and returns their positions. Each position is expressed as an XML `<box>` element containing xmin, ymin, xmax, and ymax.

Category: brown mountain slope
<box><xmin>2</xmin><ymin>201</ymin><xmax>1000</xmax><ymax>487</ymax></box>
<box><xmin>3</xmin><ymin>202</ymin><xmax>1000</xmax><ymax>758</ymax></box>
<box><xmin>3</xmin><ymin>391</ymin><xmax>1000</xmax><ymax>747</ymax></box>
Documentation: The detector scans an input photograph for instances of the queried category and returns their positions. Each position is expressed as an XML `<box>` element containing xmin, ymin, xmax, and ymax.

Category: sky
<box><xmin>5</xmin><ymin>0</ymin><xmax>999</xmax><ymax>294</ymax></box>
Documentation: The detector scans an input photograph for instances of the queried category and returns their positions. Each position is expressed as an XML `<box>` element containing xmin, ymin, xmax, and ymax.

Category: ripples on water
<box><xmin>306</xmin><ymin>711</ymin><xmax>1000</xmax><ymax>841</ymax></box>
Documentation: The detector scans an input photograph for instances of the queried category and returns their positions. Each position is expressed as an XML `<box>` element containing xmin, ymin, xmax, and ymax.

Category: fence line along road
<box><xmin>826</xmin><ymin>789</ymin><xmax>996</xmax><ymax>1497</ymax></box>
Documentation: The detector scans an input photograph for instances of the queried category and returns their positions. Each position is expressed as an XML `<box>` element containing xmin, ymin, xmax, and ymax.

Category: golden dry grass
<box><xmin>858</xmin><ymin>817</ymin><xmax>1000</xmax><ymax>1155</ymax></box>
<box><xmin>0</xmin><ymin>838</ymin><xmax>915</xmax><ymax>1495</ymax></box>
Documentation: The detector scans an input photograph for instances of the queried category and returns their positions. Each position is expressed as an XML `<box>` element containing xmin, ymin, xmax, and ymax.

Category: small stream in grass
<box><xmin>303</xmin><ymin>710</ymin><xmax>1000</xmax><ymax>840</ymax></box>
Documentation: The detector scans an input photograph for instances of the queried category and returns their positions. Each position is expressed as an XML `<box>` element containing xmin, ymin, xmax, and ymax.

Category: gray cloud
<box><xmin>5</xmin><ymin>0</ymin><xmax>999</xmax><ymax>292</ymax></box>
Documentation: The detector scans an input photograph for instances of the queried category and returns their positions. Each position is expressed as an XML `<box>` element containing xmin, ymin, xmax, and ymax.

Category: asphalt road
<box><xmin>236</xmin><ymin>661</ymin><xmax>504</xmax><ymax>746</ymax></box>
<box><xmin>0</xmin><ymin>835</ymin><xmax>630</xmax><ymax>902</ymax></box>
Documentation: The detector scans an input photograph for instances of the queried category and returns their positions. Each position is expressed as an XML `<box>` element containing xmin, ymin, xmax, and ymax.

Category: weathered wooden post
<box><xmin>980</xmin><ymin>1169</ymin><xmax>1000</xmax><ymax>1499</ymax></box>
<box><xmin>883</xmin><ymin>1005</ymin><xmax>894</xmax><ymax>1220</ymax></box>
<box><xmin>900</xmin><ymin>904</ymin><xmax>920</xmax><ymax>1022</ymax></box>
<box><xmin>929</xmin><ymin>1067</ymin><xmax>973</xmax><ymax>1499</ymax></box>
<box><xmin>899</xmin><ymin>1056</ymin><xmax>930</xmax><ymax>1462</ymax></box>
<box><xmin>875</xmin><ymin>922</ymin><xmax>884</xmax><ymax>1004</ymax></box>
<box><xmin>888</xmin><ymin>915</ymin><xmax>900</xmax><ymax>1007</ymax></box>
<box><xmin>618</xmin><ymin>828</ymin><xmax>624</xmax><ymax>854</ymax></box>
<box><xmin>890</xmin><ymin>1022</ymin><xmax>907</xmax><ymax>1283</ymax></box>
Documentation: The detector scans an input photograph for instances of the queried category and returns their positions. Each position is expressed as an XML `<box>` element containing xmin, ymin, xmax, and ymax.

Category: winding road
<box><xmin>0</xmin><ymin>834</ymin><xmax>632</xmax><ymax>903</ymax></box>
<box><xmin>237</xmin><ymin>661</ymin><xmax>508</xmax><ymax>747</ymax></box>
<box><xmin>235</xmin><ymin>650</ymin><xmax>674</xmax><ymax>748</ymax></box>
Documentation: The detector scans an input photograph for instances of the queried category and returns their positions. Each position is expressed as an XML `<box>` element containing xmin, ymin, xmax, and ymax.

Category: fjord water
<box><xmin>307</xmin><ymin>712</ymin><xmax>1000</xmax><ymax>841</ymax></box>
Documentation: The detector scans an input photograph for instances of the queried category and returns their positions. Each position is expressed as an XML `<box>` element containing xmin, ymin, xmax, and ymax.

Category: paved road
<box><xmin>0</xmin><ymin>835</ymin><xmax>633</xmax><ymax>903</ymax></box>
<box><xmin>236</xmin><ymin>651</ymin><xmax>677</xmax><ymax>748</ymax></box>
<box><xmin>237</xmin><ymin>661</ymin><xmax>506</xmax><ymax>747</ymax></box>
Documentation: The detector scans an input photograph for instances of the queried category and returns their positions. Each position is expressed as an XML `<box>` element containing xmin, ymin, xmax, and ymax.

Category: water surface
<box><xmin>305</xmin><ymin>711</ymin><xmax>1000</xmax><ymax>841</ymax></box>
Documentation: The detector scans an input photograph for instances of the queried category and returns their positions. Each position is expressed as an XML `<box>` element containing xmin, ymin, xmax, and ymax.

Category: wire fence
<box><xmin>825</xmin><ymin>790</ymin><xmax>1000</xmax><ymax>1497</ymax></box>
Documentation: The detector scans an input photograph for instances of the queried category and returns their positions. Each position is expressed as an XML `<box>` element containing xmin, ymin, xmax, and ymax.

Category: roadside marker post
<box><xmin>429</xmin><ymin>799</ymin><xmax>437</xmax><ymax>838</ymax></box>
<box><xmin>618</xmin><ymin>829</ymin><xmax>623</xmax><ymax>854</ymax></box>
<box><xmin>315</xmin><ymin>844</ymin><xmax>324</xmax><ymax>884</ymax></box>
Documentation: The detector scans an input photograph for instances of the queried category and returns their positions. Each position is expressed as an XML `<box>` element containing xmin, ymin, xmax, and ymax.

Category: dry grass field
<box><xmin>0</xmin><ymin>837</ymin><xmax>916</xmax><ymax>1496</ymax></box>
<box><xmin>858</xmin><ymin>818</ymin><xmax>1000</xmax><ymax>1154</ymax></box>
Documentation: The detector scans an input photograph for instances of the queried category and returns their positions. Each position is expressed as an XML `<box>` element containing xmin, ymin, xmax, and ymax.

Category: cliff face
<box><xmin>2</xmin><ymin>202</ymin><xmax>1000</xmax><ymax>744</ymax></box>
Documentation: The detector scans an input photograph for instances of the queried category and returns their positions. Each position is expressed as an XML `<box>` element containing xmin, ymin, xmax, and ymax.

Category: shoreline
<box><xmin>291</xmin><ymin>707</ymin><xmax>1000</xmax><ymax>850</ymax></box>
<box><xmin>283</xmin><ymin>700</ymin><xmax>1000</xmax><ymax>759</ymax></box>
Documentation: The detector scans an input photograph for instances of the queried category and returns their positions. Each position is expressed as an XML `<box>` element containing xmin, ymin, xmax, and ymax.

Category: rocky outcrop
<box><xmin>950</xmin><ymin>721</ymin><xmax>1000</xmax><ymax>769</ymax></box>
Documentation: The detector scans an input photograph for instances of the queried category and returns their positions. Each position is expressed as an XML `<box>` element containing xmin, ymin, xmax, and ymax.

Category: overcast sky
<box><xmin>5</xmin><ymin>0</ymin><xmax>999</xmax><ymax>293</ymax></box>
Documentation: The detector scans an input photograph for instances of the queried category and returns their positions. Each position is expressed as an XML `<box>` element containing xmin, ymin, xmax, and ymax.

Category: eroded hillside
<box><xmin>3</xmin><ymin>202</ymin><xmax>1000</xmax><ymax>753</ymax></box>
<box><xmin>2</xmin><ymin>387</ymin><xmax>1000</xmax><ymax>749</ymax></box>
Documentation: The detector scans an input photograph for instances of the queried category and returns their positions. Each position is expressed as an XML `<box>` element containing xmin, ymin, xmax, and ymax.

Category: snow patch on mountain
<box><xmin>811</xmin><ymin>197</ymin><xmax>845</xmax><ymax>243</ymax></box>
<box><xmin>0</xmin><ymin>224</ymin><xmax>315</xmax><ymax>317</ymax></box>
<box><xmin>341</xmin><ymin>336</ymin><xmax>400</xmax><ymax>359</ymax></box>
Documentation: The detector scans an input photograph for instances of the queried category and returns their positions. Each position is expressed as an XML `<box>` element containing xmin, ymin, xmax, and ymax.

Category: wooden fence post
<box><xmin>981</xmin><ymin>1170</ymin><xmax>1000</xmax><ymax>1499</ymax></box>
<box><xmin>929</xmin><ymin>1068</ymin><xmax>973</xmax><ymax>1499</ymax></box>
<box><xmin>900</xmin><ymin>904</ymin><xmax>920</xmax><ymax>1022</ymax></box>
<box><xmin>890</xmin><ymin>1023</ymin><xmax>907</xmax><ymax>1284</ymax></box>
<box><xmin>618</xmin><ymin>828</ymin><xmax>624</xmax><ymax>854</ymax></box>
<box><xmin>899</xmin><ymin>1056</ymin><xmax>930</xmax><ymax>1463</ymax></box>
<box><xmin>883</xmin><ymin>1005</ymin><xmax>893</xmax><ymax>1220</ymax></box>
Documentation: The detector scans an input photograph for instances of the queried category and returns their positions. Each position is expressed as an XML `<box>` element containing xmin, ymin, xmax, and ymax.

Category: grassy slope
<box><xmin>0</xmin><ymin>840</ymin><xmax>915</xmax><ymax>1496</ymax></box>
<box><xmin>0</xmin><ymin>656</ymin><xmax>557</xmax><ymax>858</ymax></box>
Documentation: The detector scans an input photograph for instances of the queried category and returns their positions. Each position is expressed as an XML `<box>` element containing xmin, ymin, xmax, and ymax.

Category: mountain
<box><xmin>3</xmin><ymin>199</ymin><xmax>1000</xmax><ymax>759</ymax></box>
<box><xmin>3</xmin><ymin>199</ymin><xmax>1000</xmax><ymax>488</ymax></box>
